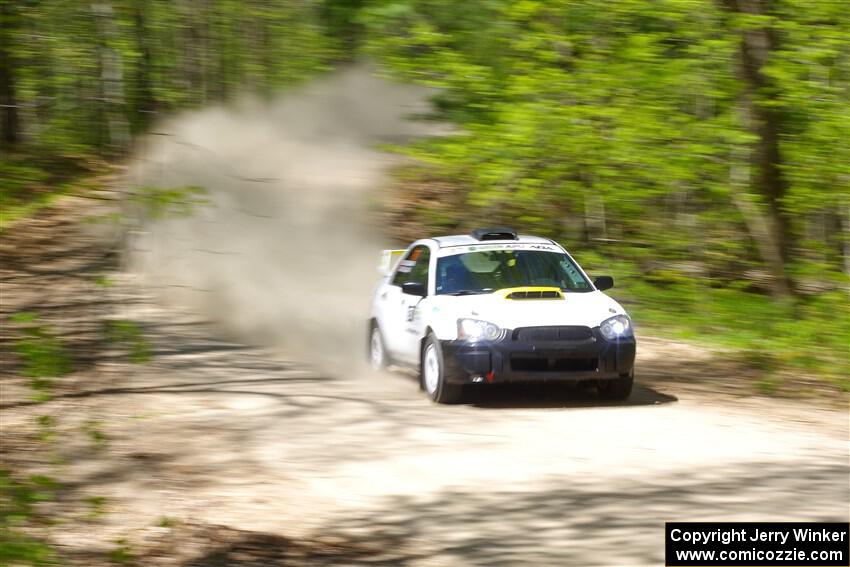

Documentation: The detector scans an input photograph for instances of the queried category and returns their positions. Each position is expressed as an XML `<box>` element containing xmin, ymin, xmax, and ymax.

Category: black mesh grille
<box><xmin>506</xmin><ymin>290</ymin><xmax>562</xmax><ymax>300</ymax></box>
<box><xmin>552</xmin><ymin>357</ymin><xmax>597</xmax><ymax>372</ymax></box>
<box><xmin>513</xmin><ymin>326</ymin><xmax>593</xmax><ymax>342</ymax></box>
<box><xmin>511</xmin><ymin>356</ymin><xmax>597</xmax><ymax>372</ymax></box>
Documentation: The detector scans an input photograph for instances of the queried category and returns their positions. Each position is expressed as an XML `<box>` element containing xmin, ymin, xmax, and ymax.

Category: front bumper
<box><xmin>441</xmin><ymin>330</ymin><xmax>635</xmax><ymax>384</ymax></box>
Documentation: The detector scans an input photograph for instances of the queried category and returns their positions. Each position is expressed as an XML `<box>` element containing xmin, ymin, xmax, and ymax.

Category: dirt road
<box><xmin>3</xmin><ymin>272</ymin><xmax>847</xmax><ymax>565</ymax></box>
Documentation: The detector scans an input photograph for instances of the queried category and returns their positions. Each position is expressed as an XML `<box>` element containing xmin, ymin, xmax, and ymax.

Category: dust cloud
<box><xmin>126</xmin><ymin>64</ymin><xmax>438</xmax><ymax>374</ymax></box>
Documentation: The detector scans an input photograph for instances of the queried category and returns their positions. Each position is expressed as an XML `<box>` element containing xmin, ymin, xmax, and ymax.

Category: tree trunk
<box><xmin>0</xmin><ymin>1</ymin><xmax>19</xmax><ymax>151</ymax></box>
<box><xmin>842</xmin><ymin>207</ymin><xmax>850</xmax><ymax>278</ymax></box>
<box><xmin>92</xmin><ymin>1</ymin><xmax>130</xmax><ymax>154</ymax></box>
<box><xmin>131</xmin><ymin>1</ymin><xmax>156</xmax><ymax>133</ymax></box>
<box><xmin>729</xmin><ymin>148</ymin><xmax>792</xmax><ymax>298</ymax></box>
<box><xmin>721</xmin><ymin>0</ymin><xmax>794</xmax><ymax>298</ymax></box>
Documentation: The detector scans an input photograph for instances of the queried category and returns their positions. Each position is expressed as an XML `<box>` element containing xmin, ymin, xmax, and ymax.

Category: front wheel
<box><xmin>421</xmin><ymin>334</ymin><xmax>463</xmax><ymax>404</ymax></box>
<box><xmin>597</xmin><ymin>371</ymin><xmax>634</xmax><ymax>401</ymax></box>
<box><xmin>369</xmin><ymin>324</ymin><xmax>388</xmax><ymax>371</ymax></box>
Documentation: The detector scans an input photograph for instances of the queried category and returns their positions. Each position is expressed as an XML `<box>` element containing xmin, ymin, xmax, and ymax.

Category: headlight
<box><xmin>457</xmin><ymin>318</ymin><xmax>503</xmax><ymax>341</ymax></box>
<box><xmin>599</xmin><ymin>315</ymin><xmax>633</xmax><ymax>340</ymax></box>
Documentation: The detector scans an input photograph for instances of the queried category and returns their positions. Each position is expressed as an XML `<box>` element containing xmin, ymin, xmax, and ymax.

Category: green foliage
<box><xmin>35</xmin><ymin>416</ymin><xmax>56</xmax><ymax>443</ymax></box>
<box><xmin>362</xmin><ymin>0</ymin><xmax>848</xmax><ymax>282</ymax></box>
<box><xmin>130</xmin><ymin>185</ymin><xmax>208</xmax><ymax>221</ymax></box>
<box><xmin>93</xmin><ymin>274</ymin><xmax>114</xmax><ymax>288</ymax></box>
<box><xmin>0</xmin><ymin>471</ymin><xmax>59</xmax><ymax>566</ymax></box>
<box><xmin>605</xmin><ymin>267</ymin><xmax>850</xmax><ymax>389</ymax></box>
<box><xmin>85</xmin><ymin>496</ymin><xmax>108</xmax><ymax>520</ymax></box>
<box><xmin>10</xmin><ymin>313</ymin><xmax>73</xmax><ymax>388</ymax></box>
<box><xmin>83</xmin><ymin>421</ymin><xmax>109</xmax><ymax>449</ymax></box>
<box><xmin>0</xmin><ymin>536</ymin><xmax>56</xmax><ymax>567</ymax></box>
<box><xmin>105</xmin><ymin>320</ymin><xmax>151</xmax><ymax>364</ymax></box>
<box><xmin>0</xmin><ymin>155</ymin><xmax>106</xmax><ymax>231</ymax></box>
<box><xmin>109</xmin><ymin>538</ymin><xmax>134</xmax><ymax>564</ymax></box>
<box><xmin>0</xmin><ymin>161</ymin><xmax>48</xmax><ymax>203</ymax></box>
<box><xmin>0</xmin><ymin>161</ymin><xmax>54</xmax><ymax>230</ymax></box>
<box><xmin>6</xmin><ymin>1</ymin><xmax>335</xmax><ymax>153</ymax></box>
<box><xmin>0</xmin><ymin>473</ymin><xmax>59</xmax><ymax>527</ymax></box>
<box><xmin>8</xmin><ymin>312</ymin><xmax>37</xmax><ymax>324</ymax></box>
<box><xmin>156</xmin><ymin>516</ymin><xmax>178</xmax><ymax>528</ymax></box>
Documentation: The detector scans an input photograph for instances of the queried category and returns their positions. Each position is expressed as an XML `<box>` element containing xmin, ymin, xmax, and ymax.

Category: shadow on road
<box><xmin>467</xmin><ymin>382</ymin><xmax>677</xmax><ymax>409</ymax></box>
<box><xmin>106</xmin><ymin>460</ymin><xmax>846</xmax><ymax>567</ymax></box>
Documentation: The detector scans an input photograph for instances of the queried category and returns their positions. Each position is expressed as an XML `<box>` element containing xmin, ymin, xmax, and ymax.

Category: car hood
<box><xmin>432</xmin><ymin>290</ymin><xmax>627</xmax><ymax>330</ymax></box>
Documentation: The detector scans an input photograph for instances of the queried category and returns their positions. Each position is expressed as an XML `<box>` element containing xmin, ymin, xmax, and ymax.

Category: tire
<box><xmin>597</xmin><ymin>371</ymin><xmax>634</xmax><ymax>401</ymax></box>
<box><xmin>421</xmin><ymin>334</ymin><xmax>463</xmax><ymax>404</ymax></box>
<box><xmin>369</xmin><ymin>323</ymin><xmax>388</xmax><ymax>371</ymax></box>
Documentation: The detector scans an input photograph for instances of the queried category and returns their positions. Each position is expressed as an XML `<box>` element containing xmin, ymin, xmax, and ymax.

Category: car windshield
<box><xmin>435</xmin><ymin>250</ymin><xmax>593</xmax><ymax>295</ymax></box>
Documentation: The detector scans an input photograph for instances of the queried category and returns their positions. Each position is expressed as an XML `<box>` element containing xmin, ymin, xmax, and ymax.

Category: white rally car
<box><xmin>369</xmin><ymin>228</ymin><xmax>636</xmax><ymax>403</ymax></box>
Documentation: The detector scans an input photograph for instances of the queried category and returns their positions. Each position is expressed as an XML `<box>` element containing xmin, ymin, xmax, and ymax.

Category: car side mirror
<box><xmin>593</xmin><ymin>276</ymin><xmax>614</xmax><ymax>291</ymax></box>
<box><xmin>401</xmin><ymin>281</ymin><xmax>427</xmax><ymax>297</ymax></box>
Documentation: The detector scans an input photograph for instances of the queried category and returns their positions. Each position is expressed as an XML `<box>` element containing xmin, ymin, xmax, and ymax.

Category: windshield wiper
<box><xmin>445</xmin><ymin>289</ymin><xmax>490</xmax><ymax>296</ymax></box>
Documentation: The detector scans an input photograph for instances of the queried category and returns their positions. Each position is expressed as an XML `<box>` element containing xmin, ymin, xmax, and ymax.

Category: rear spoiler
<box><xmin>378</xmin><ymin>249</ymin><xmax>406</xmax><ymax>276</ymax></box>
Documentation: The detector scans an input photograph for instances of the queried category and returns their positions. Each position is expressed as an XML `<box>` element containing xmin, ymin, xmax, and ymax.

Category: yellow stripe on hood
<box><xmin>499</xmin><ymin>287</ymin><xmax>564</xmax><ymax>300</ymax></box>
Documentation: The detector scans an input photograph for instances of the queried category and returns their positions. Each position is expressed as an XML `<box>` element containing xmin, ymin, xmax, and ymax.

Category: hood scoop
<box><xmin>501</xmin><ymin>287</ymin><xmax>564</xmax><ymax>300</ymax></box>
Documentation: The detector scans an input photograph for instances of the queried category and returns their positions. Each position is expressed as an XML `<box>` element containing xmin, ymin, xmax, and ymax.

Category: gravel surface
<box><xmin>1</xmin><ymin>187</ymin><xmax>847</xmax><ymax>567</ymax></box>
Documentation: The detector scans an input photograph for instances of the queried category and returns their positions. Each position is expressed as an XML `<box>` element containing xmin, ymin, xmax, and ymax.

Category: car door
<box><xmin>375</xmin><ymin>244</ymin><xmax>429</xmax><ymax>359</ymax></box>
<box><xmin>396</xmin><ymin>246</ymin><xmax>432</xmax><ymax>364</ymax></box>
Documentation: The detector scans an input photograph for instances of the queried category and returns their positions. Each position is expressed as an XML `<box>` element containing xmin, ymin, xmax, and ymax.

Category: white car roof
<box><xmin>431</xmin><ymin>234</ymin><xmax>555</xmax><ymax>248</ymax></box>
